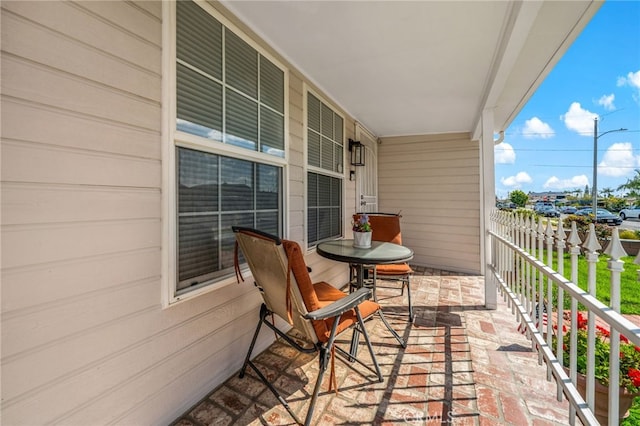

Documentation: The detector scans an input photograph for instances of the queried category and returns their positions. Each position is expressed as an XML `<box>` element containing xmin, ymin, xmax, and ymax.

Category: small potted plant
<box><xmin>352</xmin><ymin>214</ymin><xmax>372</xmax><ymax>248</ymax></box>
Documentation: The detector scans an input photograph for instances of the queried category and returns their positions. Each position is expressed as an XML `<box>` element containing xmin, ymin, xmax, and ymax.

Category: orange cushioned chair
<box><xmin>233</xmin><ymin>226</ymin><xmax>383</xmax><ymax>426</ymax></box>
<box><xmin>353</xmin><ymin>213</ymin><xmax>415</xmax><ymax>322</ymax></box>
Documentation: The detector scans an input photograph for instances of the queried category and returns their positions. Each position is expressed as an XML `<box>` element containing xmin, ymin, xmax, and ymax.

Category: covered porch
<box><xmin>0</xmin><ymin>1</ymin><xmax>608</xmax><ymax>424</ymax></box>
<box><xmin>172</xmin><ymin>268</ymin><xmax>570</xmax><ymax>425</ymax></box>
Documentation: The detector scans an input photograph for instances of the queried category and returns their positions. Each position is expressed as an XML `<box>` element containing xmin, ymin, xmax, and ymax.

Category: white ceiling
<box><xmin>220</xmin><ymin>0</ymin><xmax>601</xmax><ymax>139</ymax></box>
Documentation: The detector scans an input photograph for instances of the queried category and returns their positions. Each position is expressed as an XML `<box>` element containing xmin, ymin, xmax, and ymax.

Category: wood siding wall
<box><xmin>377</xmin><ymin>133</ymin><xmax>481</xmax><ymax>274</ymax></box>
<box><xmin>0</xmin><ymin>1</ymin><xmax>354</xmax><ymax>424</ymax></box>
<box><xmin>1</xmin><ymin>1</ymin><xmax>479</xmax><ymax>424</ymax></box>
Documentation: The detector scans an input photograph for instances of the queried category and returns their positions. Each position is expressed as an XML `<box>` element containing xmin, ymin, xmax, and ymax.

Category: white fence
<box><xmin>489</xmin><ymin>210</ymin><xmax>640</xmax><ymax>425</ymax></box>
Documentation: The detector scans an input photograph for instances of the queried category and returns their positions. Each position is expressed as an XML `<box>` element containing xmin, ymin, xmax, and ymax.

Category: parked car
<box><xmin>574</xmin><ymin>208</ymin><xmax>623</xmax><ymax>225</ymax></box>
<box><xmin>561</xmin><ymin>206</ymin><xmax>577</xmax><ymax>214</ymax></box>
<box><xmin>539</xmin><ymin>206</ymin><xmax>560</xmax><ymax>217</ymax></box>
<box><xmin>496</xmin><ymin>202</ymin><xmax>516</xmax><ymax>210</ymax></box>
<box><xmin>534</xmin><ymin>202</ymin><xmax>555</xmax><ymax>212</ymax></box>
<box><xmin>619</xmin><ymin>206</ymin><xmax>640</xmax><ymax>220</ymax></box>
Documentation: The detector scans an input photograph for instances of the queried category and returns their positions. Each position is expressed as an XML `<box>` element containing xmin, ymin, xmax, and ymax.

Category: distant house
<box><xmin>528</xmin><ymin>191</ymin><xmax>577</xmax><ymax>204</ymax></box>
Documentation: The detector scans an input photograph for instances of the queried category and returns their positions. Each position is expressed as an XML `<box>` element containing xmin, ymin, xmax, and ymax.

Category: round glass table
<box><xmin>316</xmin><ymin>239</ymin><xmax>414</xmax><ymax>287</ymax></box>
<box><xmin>316</xmin><ymin>239</ymin><xmax>414</xmax><ymax>350</ymax></box>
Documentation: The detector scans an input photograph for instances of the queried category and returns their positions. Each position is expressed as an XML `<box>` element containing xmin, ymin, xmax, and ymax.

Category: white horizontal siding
<box><xmin>1</xmin><ymin>1</ymin><xmax>355</xmax><ymax>425</ymax></box>
<box><xmin>1</xmin><ymin>1</ymin><xmax>258</xmax><ymax>425</ymax></box>
<box><xmin>378</xmin><ymin>133</ymin><xmax>481</xmax><ymax>274</ymax></box>
<box><xmin>2</xmin><ymin>1</ymin><xmax>161</xmax><ymax>73</ymax></box>
<box><xmin>3</xmin><ymin>99</ymin><xmax>160</xmax><ymax>159</ymax></box>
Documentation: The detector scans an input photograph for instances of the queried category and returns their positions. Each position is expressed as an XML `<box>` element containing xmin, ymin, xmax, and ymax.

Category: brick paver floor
<box><xmin>172</xmin><ymin>267</ymin><xmax>576</xmax><ymax>425</ymax></box>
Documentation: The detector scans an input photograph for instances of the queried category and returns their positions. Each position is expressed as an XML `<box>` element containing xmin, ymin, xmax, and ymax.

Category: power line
<box><xmin>529</xmin><ymin>164</ymin><xmax>640</xmax><ymax>169</ymax></box>
<box><xmin>502</xmin><ymin>129</ymin><xmax>640</xmax><ymax>138</ymax></box>
<box><xmin>497</xmin><ymin>147</ymin><xmax>640</xmax><ymax>152</ymax></box>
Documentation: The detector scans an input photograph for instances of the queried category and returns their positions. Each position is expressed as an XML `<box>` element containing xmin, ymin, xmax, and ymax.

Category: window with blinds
<box><xmin>176</xmin><ymin>0</ymin><xmax>285</xmax><ymax>157</ymax></box>
<box><xmin>307</xmin><ymin>93</ymin><xmax>344</xmax><ymax>246</ymax></box>
<box><xmin>172</xmin><ymin>1</ymin><xmax>285</xmax><ymax>294</ymax></box>
<box><xmin>176</xmin><ymin>148</ymin><xmax>281</xmax><ymax>291</ymax></box>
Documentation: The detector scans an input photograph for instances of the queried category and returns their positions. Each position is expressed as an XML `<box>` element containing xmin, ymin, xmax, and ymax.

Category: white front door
<box><xmin>355</xmin><ymin>124</ymin><xmax>378</xmax><ymax>213</ymax></box>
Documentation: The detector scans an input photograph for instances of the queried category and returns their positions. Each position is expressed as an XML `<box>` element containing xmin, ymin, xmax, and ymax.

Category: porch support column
<box><xmin>480</xmin><ymin>108</ymin><xmax>497</xmax><ymax>309</ymax></box>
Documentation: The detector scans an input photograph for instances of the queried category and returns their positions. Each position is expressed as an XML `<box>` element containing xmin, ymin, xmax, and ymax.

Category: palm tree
<box><xmin>601</xmin><ymin>187</ymin><xmax>614</xmax><ymax>199</ymax></box>
<box><xmin>617</xmin><ymin>170</ymin><xmax>640</xmax><ymax>199</ymax></box>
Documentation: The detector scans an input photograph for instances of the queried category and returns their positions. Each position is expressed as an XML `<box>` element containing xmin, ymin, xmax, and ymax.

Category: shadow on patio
<box><xmin>172</xmin><ymin>268</ymin><xmax>571</xmax><ymax>425</ymax></box>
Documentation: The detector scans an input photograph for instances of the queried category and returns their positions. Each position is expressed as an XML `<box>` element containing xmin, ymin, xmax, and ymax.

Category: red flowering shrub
<box><xmin>558</xmin><ymin>312</ymin><xmax>640</xmax><ymax>393</ymax></box>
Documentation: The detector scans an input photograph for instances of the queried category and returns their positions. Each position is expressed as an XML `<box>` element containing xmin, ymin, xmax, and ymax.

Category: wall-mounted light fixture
<box><xmin>349</xmin><ymin>170</ymin><xmax>356</xmax><ymax>181</ymax></box>
<box><xmin>349</xmin><ymin>139</ymin><xmax>365</xmax><ymax>166</ymax></box>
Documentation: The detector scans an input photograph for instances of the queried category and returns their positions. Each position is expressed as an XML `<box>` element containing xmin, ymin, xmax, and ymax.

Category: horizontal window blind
<box><xmin>176</xmin><ymin>0</ymin><xmax>284</xmax><ymax>156</ymax></box>
<box><xmin>176</xmin><ymin>149</ymin><xmax>282</xmax><ymax>291</ymax></box>
<box><xmin>173</xmin><ymin>1</ymin><xmax>285</xmax><ymax>295</ymax></box>
<box><xmin>307</xmin><ymin>92</ymin><xmax>344</xmax><ymax>246</ymax></box>
<box><xmin>307</xmin><ymin>172</ymin><xmax>342</xmax><ymax>246</ymax></box>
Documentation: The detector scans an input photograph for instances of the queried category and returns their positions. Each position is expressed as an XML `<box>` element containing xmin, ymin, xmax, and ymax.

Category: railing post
<box><xmin>500</xmin><ymin>210</ymin><xmax>509</xmax><ymax>300</ymax></box>
<box><xmin>604</xmin><ymin>227</ymin><xmax>627</xmax><ymax>425</ymax></box>
<box><xmin>545</xmin><ymin>220</ymin><xmax>555</xmax><ymax>380</ymax></box>
<box><xmin>567</xmin><ymin>221</ymin><xmax>582</xmax><ymax>424</ymax></box>
<box><xmin>507</xmin><ymin>213</ymin><xmax>516</xmax><ymax>305</ymax></box>
<box><xmin>555</xmin><ymin>220</ymin><xmax>566</xmax><ymax>400</ymax></box>
<box><xmin>524</xmin><ymin>216</ymin><xmax>532</xmax><ymax>315</ymax></box>
<box><xmin>537</xmin><ymin>217</ymin><xmax>545</xmax><ymax>314</ymax></box>
<box><xmin>583</xmin><ymin>223</ymin><xmax>602</xmax><ymax>412</ymax></box>
<box><xmin>518</xmin><ymin>214</ymin><xmax>525</xmax><ymax>310</ymax></box>
<box><xmin>528</xmin><ymin>215</ymin><xmax>537</xmax><ymax>342</ymax></box>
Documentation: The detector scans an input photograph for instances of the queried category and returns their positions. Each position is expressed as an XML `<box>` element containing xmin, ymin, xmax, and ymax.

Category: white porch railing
<box><xmin>489</xmin><ymin>210</ymin><xmax>640</xmax><ymax>426</ymax></box>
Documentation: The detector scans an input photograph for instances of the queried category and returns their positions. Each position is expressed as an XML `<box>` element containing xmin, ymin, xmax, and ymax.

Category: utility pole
<box><xmin>592</xmin><ymin>117</ymin><xmax>628</xmax><ymax>222</ymax></box>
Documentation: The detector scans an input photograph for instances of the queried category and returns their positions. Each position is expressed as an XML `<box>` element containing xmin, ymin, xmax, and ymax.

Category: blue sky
<box><xmin>495</xmin><ymin>1</ymin><xmax>640</xmax><ymax>199</ymax></box>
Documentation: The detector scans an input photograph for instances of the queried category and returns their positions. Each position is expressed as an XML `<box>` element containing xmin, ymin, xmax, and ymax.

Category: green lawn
<box><xmin>552</xmin><ymin>253</ymin><xmax>640</xmax><ymax>315</ymax></box>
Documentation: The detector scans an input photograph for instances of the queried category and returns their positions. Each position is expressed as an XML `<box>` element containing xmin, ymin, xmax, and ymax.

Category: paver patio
<box><xmin>172</xmin><ymin>267</ymin><xmax>574</xmax><ymax>425</ymax></box>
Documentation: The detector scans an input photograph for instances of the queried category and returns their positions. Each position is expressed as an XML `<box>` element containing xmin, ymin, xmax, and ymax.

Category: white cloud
<box><xmin>598</xmin><ymin>142</ymin><xmax>639</xmax><ymax>178</ymax></box>
<box><xmin>561</xmin><ymin>102</ymin><xmax>599</xmax><ymax>136</ymax></box>
<box><xmin>543</xmin><ymin>175</ymin><xmax>589</xmax><ymax>190</ymax></box>
<box><xmin>500</xmin><ymin>172</ymin><xmax>532</xmax><ymax>188</ymax></box>
<box><xmin>618</xmin><ymin>70</ymin><xmax>640</xmax><ymax>102</ymax></box>
<box><xmin>494</xmin><ymin>142</ymin><xmax>515</xmax><ymax>164</ymax></box>
<box><xmin>597</xmin><ymin>94</ymin><xmax>616</xmax><ymax>111</ymax></box>
<box><xmin>617</xmin><ymin>70</ymin><xmax>640</xmax><ymax>89</ymax></box>
<box><xmin>522</xmin><ymin>117</ymin><xmax>554</xmax><ymax>139</ymax></box>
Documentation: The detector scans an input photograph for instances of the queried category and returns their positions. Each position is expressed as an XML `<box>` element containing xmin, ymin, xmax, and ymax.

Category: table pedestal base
<box><xmin>348</xmin><ymin>263</ymin><xmax>407</xmax><ymax>358</ymax></box>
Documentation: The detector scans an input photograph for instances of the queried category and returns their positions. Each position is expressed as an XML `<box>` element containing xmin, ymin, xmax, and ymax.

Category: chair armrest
<box><xmin>304</xmin><ymin>287</ymin><xmax>372</xmax><ymax>321</ymax></box>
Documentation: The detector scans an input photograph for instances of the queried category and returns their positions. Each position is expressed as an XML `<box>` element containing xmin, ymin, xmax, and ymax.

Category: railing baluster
<box><xmin>518</xmin><ymin>214</ymin><xmax>525</xmax><ymax>313</ymax></box>
<box><xmin>537</xmin><ymin>217</ymin><xmax>545</xmax><ymax>365</ymax></box>
<box><xmin>583</xmin><ymin>223</ymin><xmax>602</xmax><ymax>413</ymax></box>
<box><xmin>510</xmin><ymin>212</ymin><xmax>515</xmax><ymax>302</ymax></box>
<box><xmin>545</xmin><ymin>219</ymin><xmax>555</xmax><ymax>381</ymax></box>
<box><xmin>555</xmin><ymin>220</ymin><xmax>566</xmax><ymax>401</ymax></box>
<box><xmin>604</xmin><ymin>227</ymin><xmax>626</xmax><ymax>425</ymax></box>
<box><xmin>529</xmin><ymin>215</ymin><xmax>537</xmax><ymax>346</ymax></box>
<box><xmin>525</xmin><ymin>216</ymin><xmax>532</xmax><ymax>318</ymax></box>
<box><xmin>567</xmin><ymin>221</ymin><xmax>582</xmax><ymax>424</ymax></box>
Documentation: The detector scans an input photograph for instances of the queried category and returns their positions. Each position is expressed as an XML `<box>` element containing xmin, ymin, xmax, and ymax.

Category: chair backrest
<box><xmin>233</xmin><ymin>227</ymin><xmax>328</xmax><ymax>344</ymax></box>
<box><xmin>354</xmin><ymin>212</ymin><xmax>403</xmax><ymax>244</ymax></box>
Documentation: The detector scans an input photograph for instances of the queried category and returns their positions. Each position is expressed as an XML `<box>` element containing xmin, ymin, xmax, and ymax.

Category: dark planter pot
<box><xmin>570</xmin><ymin>369</ymin><xmax>639</xmax><ymax>424</ymax></box>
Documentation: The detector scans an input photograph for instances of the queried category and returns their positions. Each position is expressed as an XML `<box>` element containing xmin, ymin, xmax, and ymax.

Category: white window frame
<box><xmin>162</xmin><ymin>1</ymin><xmax>289</xmax><ymax>307</ymax></box>
<box><xmin>304</xmin><ymin>87</ymin><xmax>346</xmax><ymax>250</ymax></box>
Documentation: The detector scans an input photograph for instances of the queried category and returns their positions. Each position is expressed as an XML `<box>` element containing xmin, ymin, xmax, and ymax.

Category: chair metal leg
<box><xmin>240</xmin><ymin>304</ymin><xmax>308</xmax><ymax>425</ymax></box>
<box><xmin>375</xmin><ymin>270</ymin><xmax>414</xmax><ymax>324</ymax></box>
<box><xmin>304</xmin><ymin>315</ymin><xmax>341</xmax><ymax>426</ymax></box>
<box><xmin>405</xmin><ymin>277</ymin><xmax>415</xmax><ymax>323</ymax></box>
<box><xmin>355</xmin><ymin>306</ymin><xmax>383</xmax><ymax>382</ymax></box>
<box><xmin>377</xmin><ymin>309</ymin><xmax>406</xmax><ymax>347</ymax></box>
<box><xmin>239</xmin><ymin>304</ymin><xmax>267</xmax><ymax>378</ymax></box>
